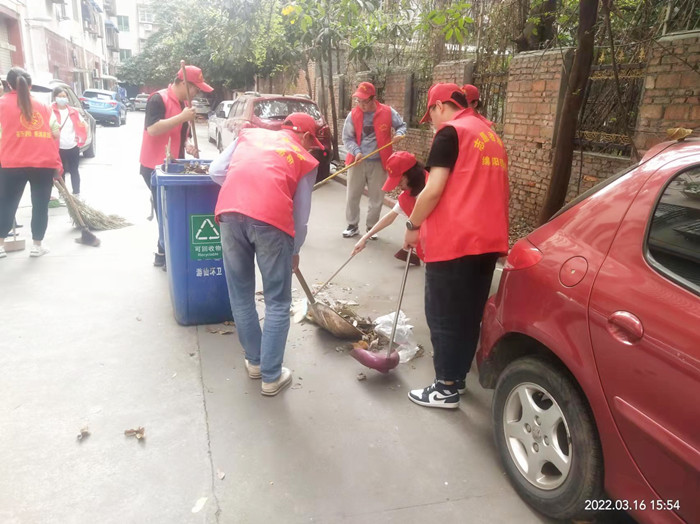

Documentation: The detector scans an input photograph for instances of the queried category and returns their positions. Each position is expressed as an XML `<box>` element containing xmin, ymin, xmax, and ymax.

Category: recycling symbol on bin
<box><xmin>195</xmin><ymin>218</ymin><xmax>220</xmax><ymax>241</ymax></box>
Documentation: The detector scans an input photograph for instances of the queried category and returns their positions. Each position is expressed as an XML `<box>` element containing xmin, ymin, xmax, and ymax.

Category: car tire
<box><xmin>217</xmin><ymin>134</ymin><xmax>223</xmax><ymax>153</ymax></box>
<box><xmin>492</xmin><ymin>356</ymin><xmax>603</xmax><ymax>520</ymax></box>
<box><xmin>83</xmin><ymin>134</ymin><xmax>96</xmax><ymax>158</ymax></box>
<box><xmin>121</xmin><ymin>111</ymin><xmax>126</xmax><ymax>125</ymax></box>
<box><xmin>115</xmin><ymin>116</ymin><xmax>121</xmax><ymax>128</ymax></box>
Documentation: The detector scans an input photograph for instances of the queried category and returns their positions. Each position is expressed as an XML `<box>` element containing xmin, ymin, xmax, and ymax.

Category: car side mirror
<box><xmin>81</xmin><ymin>101</ymin><xmax>89</xmax><ymax>110</ymax></box>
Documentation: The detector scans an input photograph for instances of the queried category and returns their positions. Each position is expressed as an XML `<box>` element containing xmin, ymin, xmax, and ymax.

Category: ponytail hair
<box><xmin>7</xmin><ymin>67</ymin><xmax>33</xmax><ymax>121</ymax></box>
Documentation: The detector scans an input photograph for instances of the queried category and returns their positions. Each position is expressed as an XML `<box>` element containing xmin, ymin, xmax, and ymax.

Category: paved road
<box><xmin>0</xmin><ymin>113</ymin><xmax>558</xmax><ymax>523</ymax></box>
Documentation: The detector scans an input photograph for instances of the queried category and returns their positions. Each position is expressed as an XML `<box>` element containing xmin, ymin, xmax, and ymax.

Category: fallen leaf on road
<box><xmin>136</xmin><ymin>316</ymin><xmax>142</xmax><ymax>322</ymax></box>
<box><xmin>191</xmin><ymin>497</ymin><xmax>207</xmax><ymax>513</ymax></box>
<box><xmin>124</xmin><ymin>427</ymin><xmax>145</xmax><ymax>440</ymax></box>
<box><xmin>223</xmin><ymin>321</ymin><xmax>235</xmax><ymax>326</ymax></box>
<box><xmin>352</xmin><ymin>341</ymin><xmax>369</xmax><ymax>351</ymax></box>
<box><xmin>357</xmin><ymin>373</ymin><xmax>367</xmax><ymax>381</ymax></box>
<box><xmin>217</xmin><ymin>469</ymin><xmax>226</xmax><ymax>480</ymax></box>
<box><xmin>76</xmin><ymin>426</ymin><xmax>90</xmax><ymax>441</ymax></box>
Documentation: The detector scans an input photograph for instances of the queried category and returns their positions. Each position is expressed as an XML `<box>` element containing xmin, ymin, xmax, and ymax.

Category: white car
<box><xmin>208</xmin><ymin>100</ymin><xmax>234</xmax><ymax>151</ymax></box>
<box><xmin>192</xmin><ymin>97</ymin><xmax>211</xmax><ymax>115</ymax></box>
<box><xmin>134</xmin><ymin>93</ymin><xmax>149</xmax><ymax>111</ymax></box>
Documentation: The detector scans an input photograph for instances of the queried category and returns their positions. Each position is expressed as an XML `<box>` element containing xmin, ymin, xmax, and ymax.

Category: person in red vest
<box><xmin>403</xmin><ymin>83</ymin><xmax>509</xmax><ymax>409</ymax></box>
<box><xmin>209</xmin><ymin>113</ymin><xmax>324</xmax><ymax>397</ymax></box>
<box><xmin>462</xmin><ymin>84</ymin><xmax>494</xmax><ymax>128</ymax></box>
<box><xmin>351</xmin><ymin>151</ymin><xmax>424</xmax><ymax>266</ymax></box>
<box><xmin>342</xmin><ymin>81</ymin><xmax>406</xmax><ymax>240</ymax></box>
<box><xmin>52</xmin><ymin>87</ymin><xmax>88</xmax><ymax>198</ymax></box>
<box><xmin>0</xmin><ymin>67</ymin><xmax>61</xmax><ymax>259</ymax></box>
<box><xmin>139</xmin><ymin>65</ymin><xmax>213</xmax><ymax>267</ymax></box>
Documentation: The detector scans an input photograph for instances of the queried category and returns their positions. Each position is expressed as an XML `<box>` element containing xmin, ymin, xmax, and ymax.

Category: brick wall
<box><xmin>432</xmin><ymin>59</ymin><xmax>474</xmax><ymax>85</ymax></box>
<box><xmin>502</xmin><ymin>49</ymin><xmax>571</xmax><ymax>224</ymax></box>
<box><xmin>635</xmin><ymin>31</ymin><xmax>700</xmax><ymax>152</ymax></box>
<box><xmin>567</xmin><ymin>152</ymin><xmax>633</xmax><ymax>201</ymax></box>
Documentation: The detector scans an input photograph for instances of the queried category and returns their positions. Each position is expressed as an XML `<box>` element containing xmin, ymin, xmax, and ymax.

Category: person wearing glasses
<box><xmin>341</xmin><ymin>82</ymin><xmax>406</xmax><ymax>240</ymax></box>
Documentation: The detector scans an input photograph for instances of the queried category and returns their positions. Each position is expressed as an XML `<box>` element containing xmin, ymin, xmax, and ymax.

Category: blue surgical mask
<box><xmin>56</xmin><ymin>97</ymin><xmax>69</xmax><ymax>107</ymax></box>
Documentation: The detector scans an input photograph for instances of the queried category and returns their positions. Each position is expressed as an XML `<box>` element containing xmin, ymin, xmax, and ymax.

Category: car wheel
<box><xmin>83</xmin><ymin>133</ymin><xmax>96</xmax><ymax>158</ymax></box>
<box><xmin>121</xmin><ymin>111</ymin><xmax>126</xmax><ymax>125</ymax></box>
<box><xmin>217</xmin><ymin>134</ymin><xmax>223</xmax><ymax>153</ymax></box>
<box><xmin>492</xmin><ymin>356</ymin><xmax>603</xmax><ymax>520</ymax></box>
<box><xmin>115</xmin><ymin>116</ymin><xmax>121</xmax><ymax>127</ymax></box>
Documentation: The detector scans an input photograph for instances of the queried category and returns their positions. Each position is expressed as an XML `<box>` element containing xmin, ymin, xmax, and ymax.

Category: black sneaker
<box><xmin>408</xmin><ymin>380</ymin><xmax>459</xmax><ymax>409</ymax></box>
<box><xmin>153</xmin><ymin>252</ymin><xmax>166</xmax><ymax>267</ymax></box>
<box><xmin>342</xmin><ymin>225</ymin><xmax>359</xmax><ymax>238</ymax></box>
<box><xmin>456</xmin><ymin>379</ymin><xmax>466</xmax><ymax>395</ymax></box>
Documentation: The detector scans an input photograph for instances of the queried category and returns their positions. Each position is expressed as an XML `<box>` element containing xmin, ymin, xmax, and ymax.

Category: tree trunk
<box><xmin>538</xmin><ymin>0</ymin><xmax>599</xmax><ymax>224</ymax></box>
<box><xmin>304</xmin><ymin>58</ymin><xmax>313</xmax><ymax>98</ymax></box>
<box><xmin>318</xmin><ymin>53</ymin><xmax>327</xmax><ymax>121</ymax></box>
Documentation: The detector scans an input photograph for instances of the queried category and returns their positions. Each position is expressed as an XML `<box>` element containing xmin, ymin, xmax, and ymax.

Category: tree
<box><xmin>538</xmin><ymin>0</ymin><xmax>600</xmax><ymax>224</ymax></box>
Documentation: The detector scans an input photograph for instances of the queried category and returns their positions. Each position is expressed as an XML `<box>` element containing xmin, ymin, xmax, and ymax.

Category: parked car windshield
<box><xmin>136</xmin><ymin>94</ymin><xmax>149</xmax><ymax>99</ymax></box>
<box><xmin>254</xmin><ymin>99</ymin><xmax>322</xmax><ymax>121</ymax></box>
<box><xmin>84</xmin><ymin>91</ymin><xmax>114</xmax><ymax>101</ymax></box>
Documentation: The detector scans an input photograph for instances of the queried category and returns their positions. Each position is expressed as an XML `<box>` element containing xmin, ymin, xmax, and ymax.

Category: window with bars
<box><xmin>119</xmin><ymin>49</ymin><xmax>132</xmax><ymax>61</ymax></box>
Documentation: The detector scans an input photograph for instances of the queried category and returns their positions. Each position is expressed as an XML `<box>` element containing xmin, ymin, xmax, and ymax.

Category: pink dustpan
<box><xmin>351</xmin><ymin>248</ymin><xmax>413</xmax><ymax>374</ymax></box>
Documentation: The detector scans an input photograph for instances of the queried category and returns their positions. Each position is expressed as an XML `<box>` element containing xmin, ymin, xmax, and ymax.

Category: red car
<box><xmin>219</xmin><ymin>92</ymin><xmax>333</xmax><ymax>181</ymax></box>
<box><xmin>477</xmin><ymin>139</ymin><xmax>700</xmax><ymax>523</ymax></box>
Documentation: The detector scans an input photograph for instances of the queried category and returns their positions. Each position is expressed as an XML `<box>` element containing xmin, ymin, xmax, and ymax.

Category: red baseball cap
<box><xmin>281</xmin><ymin>112</ymin><xmax>325</xmax><ymax>150</ymax></box>
<box><xmin>419</xmin><ymin>82</ymin><xmax>466</xmax><ymax>124</ymax></box>
<box><xmin>352</xmin><ymin>82</ymin><xmax>376</xmax><ymax>100</ymax></box>
<box><xmin>462</xmin><ymin>84</ymin><xmax>479</xmax><ymax>104</ymax></box>
<box><xmin>177</xmin><ymin>65</ymin><xmax>213</xmax><ymax>93</ymax></box>
<box><xmin>382</xmin><ymin>151</ymin><xmax>417</xmax><ymax>191</ymax></box>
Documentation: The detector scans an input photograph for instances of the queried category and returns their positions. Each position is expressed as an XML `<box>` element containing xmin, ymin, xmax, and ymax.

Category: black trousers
<box><xmin>0</xmin><ymin>168</ymin><xmax>55</xmax><ymax>241</ymax></box>
<box><xmin>140</xmin><ymin>165</ymin><xmax>163</xmax><ymax>253</ymax></box>
<box><xmin>425</xmin><ymin>252</ymin><xmax>499</xmax><ymax>381</ymax></box>
<box><xmin>59</xmin><ymin>146</ymin><xmax>81</xmax><ymax>194</ymax></box>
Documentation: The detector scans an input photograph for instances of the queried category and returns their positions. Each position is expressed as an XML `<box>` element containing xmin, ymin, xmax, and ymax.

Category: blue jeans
<box><xmin>220</xmin><ymin>213</ymin><xmax>294</xmax><ymax>382</ymax></box>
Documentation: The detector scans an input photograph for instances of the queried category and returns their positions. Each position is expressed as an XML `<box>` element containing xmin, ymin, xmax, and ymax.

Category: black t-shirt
<box><xmin>426</xmin><ymin>125</ymin><xmax>459</xmax><ymax>171</ymax></box>
<box><xmin>140</xmin><ymin>93</ymin><xmax>187</xmax><ymax>173</ymax></box>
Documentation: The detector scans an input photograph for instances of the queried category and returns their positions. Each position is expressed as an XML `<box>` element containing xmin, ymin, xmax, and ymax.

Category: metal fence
<box><xmin>473</xmin><ymin>70</ymin><xmax>509</xmax><ymax>134</ymax></box>
<box><xmin>409</xmin><ymin>71</ymin><xmax>433</xmax><ymax>127</ymax></box>
<box><xmin>575</xmin><ymin>62</ymin><xmax>645</xmax><ymax>157</ymax></box>
<box><xmin>663</xmin><ymin>0</ymin><xmax>700</xmax><ymax>34</ymax></box>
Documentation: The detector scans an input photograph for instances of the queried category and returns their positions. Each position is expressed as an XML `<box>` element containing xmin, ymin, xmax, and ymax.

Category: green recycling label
<box><xmin>190</xmin><ymin>214</ymin><xmax>223</xmax><ymax>261</ymax></box>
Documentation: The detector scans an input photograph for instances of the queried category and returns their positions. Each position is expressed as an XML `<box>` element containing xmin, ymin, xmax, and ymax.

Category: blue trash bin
<box><xmin>155</xmin><ymin>160</ymin><xmax>233</xmax><ymax>326</ymax></box>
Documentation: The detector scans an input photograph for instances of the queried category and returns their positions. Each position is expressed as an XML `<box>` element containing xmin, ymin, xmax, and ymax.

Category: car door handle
<box><xmin>607</xmin><ymin>311</ymin><xmax>644</xmax><ymax>344</ymax></box>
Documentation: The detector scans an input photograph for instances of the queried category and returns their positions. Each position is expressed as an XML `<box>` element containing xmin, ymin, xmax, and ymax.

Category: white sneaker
<box><xmin>29</xmin><ymin>245</ymin><xmax>50</xmax><ymax>257</ymax></box>
<box><xmin>245</xmin><ymin>359</ymin><xmax>261</xmax><ymax>379</ymax></box>
<box><xmin>0</xmin><ymin>246</ymin><xmax>6</xmax><ymax>258</ymax></box>
<box><xmin>261</xmin><ymin>367</ymin><xmax>292</xmax><ymax>396</ymax></box>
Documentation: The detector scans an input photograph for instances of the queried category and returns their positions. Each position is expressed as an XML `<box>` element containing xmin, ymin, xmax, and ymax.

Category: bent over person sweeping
<box><xmin>209</xmin><ymin>113</ymin><xmax>324</xmax><ymax>396</ymax></box>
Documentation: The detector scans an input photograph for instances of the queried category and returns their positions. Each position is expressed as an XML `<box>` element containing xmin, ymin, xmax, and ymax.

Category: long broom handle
<box><xmin>54</xmin><ymin>179</ymin><xmax>88</xmax><ymax>230</ymax></box>
<box><xmin>180</xmin><ymin>60</ymin><xmax>199</xmax><ymax>159</ymax></box>
<box><xmin>387</xmin><ymin>247</ymin><xmax>412</xmax><ymax>357</ymax></box>
<box><xmin>313</xmin><ymin>136</ymin><xmax>403</xmax><ymax>191</ymax></box>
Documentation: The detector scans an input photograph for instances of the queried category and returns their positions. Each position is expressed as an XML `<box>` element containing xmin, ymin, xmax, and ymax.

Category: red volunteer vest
<box><xmin>345</xmin><ymin>102</ymin><xmax>393</xmax><ymax>169</ymax></box>
<box><xmin>52</xmin><ymin>104</ymin><xmax>87</xmax><ymax>147</ymax></box>
<box><xmin>398</xmin><ymin>191</ymin><xmax>425</xmax><ymax>261</ymax></box>
<box><xmin>139</xmin><ymin>86</ymin><xmax>184</xmax><ymax>169</ymax></box>
<box><xmin>420</xmin><ymin>108</ymin><xmax>509</xmax><ymax>262</ymax></box>
<box><xmin>0</xmin><ymin>92</ymin><xmax>61</xmax><ymax>169</ymax></box>
<box><xmin>215</xmin><ymin>128</ymin><xmax>319</xmax><ymax>237</ymax></box>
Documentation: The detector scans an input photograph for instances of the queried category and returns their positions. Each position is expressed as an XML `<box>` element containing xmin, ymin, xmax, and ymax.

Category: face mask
<box><xmin>56</xmin><ymin>98</ymin><xmax>69</xmax><ymax>107</ymax></box>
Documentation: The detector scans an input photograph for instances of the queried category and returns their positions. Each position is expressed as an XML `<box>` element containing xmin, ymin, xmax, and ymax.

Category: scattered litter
<box><xmin>191</xmin><ymin>497</ymin><xmax>208</xmax><ymax>513</ymax></box>
<box><xmin>217</xmin><ymin>469</ymin><xmax>226</xmax><ymax>480</ymax></box>
<box><xmin>291</xmin><ymin>382</ymin><xmax>303</xmax><ymax>390</ymax></box>
<box><xmin>255</xmin><ymin>291</ymin><xmax>263</xmax><ymax>296</ymax></box>
<box><xmin>269</xmin><ymin>481</ymin><xmax>274</xmax><ymax>486</ymax></box>
<box><xmin>207</xmin><ymin>326</ymin><xmax>235</xmax><ymax>335</ymax></box>
<box><xmin>223</xmin><ymin>321</ymin><xmax>235</xmax><ymax>326</ymax></box>
<box><xmin>76</xmin><ymin>426</ymin><xmax>90</xmax><ymax>442</ymax></box>
<box><xmin>189</xmin><ymin>352</ymin><xmax>196</xmax><ymax>357</ymax></box>
<box><xmin>291</xmin><ymin>299</ymin><xmax>308</xmax><ymax>323</ymax></box>
<box><xmin>374</xmin><ymin>311</ymin><xmax>420</xmax><ymax>363</ymax></box>
<box><xmin>136</xmin><ymin>316</ymin><xmax>142</xmax><ymax>322</ymax></box>
<box><xmin>124</xmin><ymin>427</ymin><xmax>145</xmax><ymax>440</ymax></box>
<box><xmin>171</xmin><ymin>372</ymin><xmax>177</xmax><ymax>378</ymax></box>
<box><xmin>357</xmin><ymin>373</ymin><xmax>367</xmax><ymax>381</ymax></box>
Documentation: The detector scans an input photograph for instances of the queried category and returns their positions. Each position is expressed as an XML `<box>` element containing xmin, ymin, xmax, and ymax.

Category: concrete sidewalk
<box><xmin>0</xmin><ymin>118</ymin><xmax>548</xmax><ymax>523</ymax></box>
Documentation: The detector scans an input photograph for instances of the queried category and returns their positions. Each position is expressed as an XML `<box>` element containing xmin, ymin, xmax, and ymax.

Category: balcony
<box><xmin>103</xmin><ymin>0</ymin><xmax>117</xmax><ymax>17</ymax></box>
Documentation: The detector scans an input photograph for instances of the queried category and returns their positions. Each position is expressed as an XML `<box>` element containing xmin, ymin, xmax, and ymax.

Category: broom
<box><xmin>54</xmin><ymin>178</ymin><xmax>131</xmax><ymax>232</ymax></box>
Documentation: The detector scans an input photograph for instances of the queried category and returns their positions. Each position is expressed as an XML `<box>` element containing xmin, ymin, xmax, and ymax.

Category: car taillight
<box><xmin>504</xmin><ymin>238</ymin><xmax>542</xmax><ymax>271</ymax></box>
<box><xmin>109</xmin><ymin>101</ymin><xmax>117</xmax><ymax>106</ymax></box>
<box><xmin>79</xmin><ymin>97</ymin><xmax>86</xmax><ymax>102</ymax></box>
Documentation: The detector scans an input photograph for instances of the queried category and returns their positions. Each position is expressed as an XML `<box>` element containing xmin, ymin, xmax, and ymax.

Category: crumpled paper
<box><xmin>373</xmin><ymin>310</ymin><xmax>420</xmax><ymax>363</ymax></box>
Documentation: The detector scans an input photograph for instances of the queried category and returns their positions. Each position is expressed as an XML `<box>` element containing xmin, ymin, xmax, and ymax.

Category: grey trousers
<box><xmin>345</xmin><ymin>160</ymin><xmax>387</xmax><ymax>229</ymax></box>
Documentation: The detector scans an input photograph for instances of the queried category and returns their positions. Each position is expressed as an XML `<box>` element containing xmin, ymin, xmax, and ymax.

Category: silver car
<box><xmin>134</xmin><ymin>93</ymin><xmax>149</xmax><ymax>111</ymax></box>
<box><xmin>208</xmin><ymin>100</ymin><xmax>234</xmax><ymax>151</ymax></box>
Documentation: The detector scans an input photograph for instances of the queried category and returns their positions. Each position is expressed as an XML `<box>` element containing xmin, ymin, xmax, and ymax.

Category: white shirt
<box><xmin>58</xmin><ymin>107</ymin><xmax>77</xmax><ymax>149</ymax></box>
<box><xmin>392</xmin><ymin>202</ymin><xmax>407</xmax><ymax>217</ymax></box>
